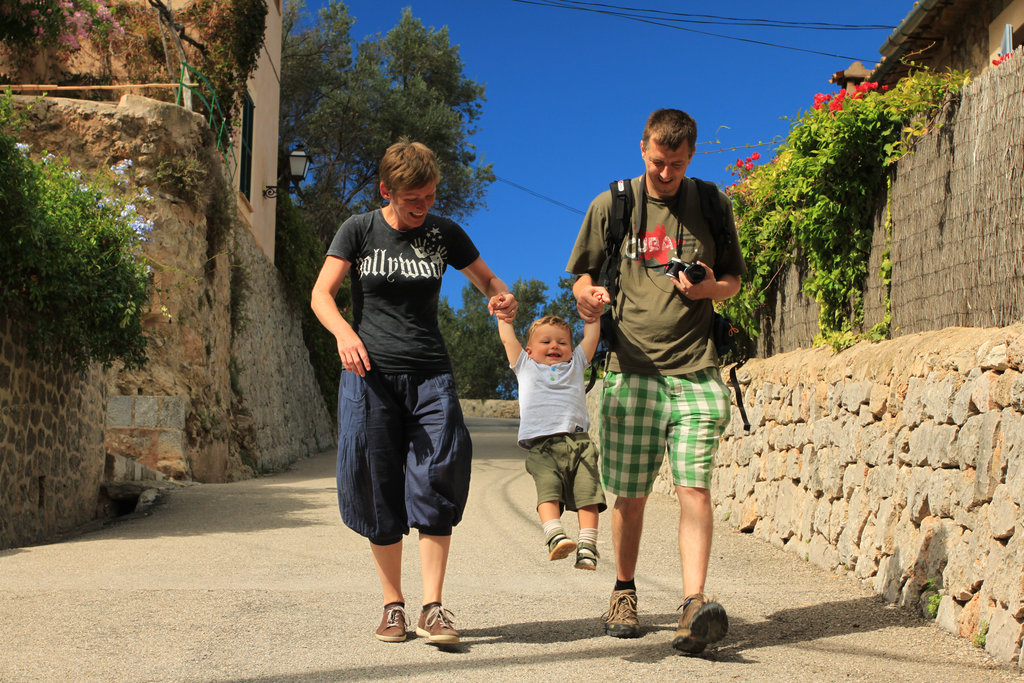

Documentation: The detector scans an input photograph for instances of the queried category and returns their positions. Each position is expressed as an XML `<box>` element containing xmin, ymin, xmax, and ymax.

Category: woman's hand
<box><xmin>488</xmin><ymin>292</ymin><xmax>518</xmax><ymax>322</ymax></box>
<box><xmin>336</xmin><ymin>329</ymin><xmax>371</xmax><ymax>377</ymax></box>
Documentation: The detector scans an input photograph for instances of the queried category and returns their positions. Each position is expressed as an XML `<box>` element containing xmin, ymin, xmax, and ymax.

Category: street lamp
<box><xmin>263</xmin><ymin>146</ymin><xmax>311</xmax><ymax>198</ymax></box>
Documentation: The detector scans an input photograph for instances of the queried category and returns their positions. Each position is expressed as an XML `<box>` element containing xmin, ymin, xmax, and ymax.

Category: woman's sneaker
<box><xmin>416</xmin><ymin>603</ymin><xmax>459</xmax><ymax>645</ymax></box>
<box><xmin>375</xmin><ymin>603</ymin><xmax>407</xmax><ymax>642</ymax></box>
<box><xmin>546</xmin><ymin>532</ymin><xmax>577</xmax><ymax>561</ymax></box>
<box><xmin>574</xmin><ymin>541</ymin><xmax>599</xmax><ymax>570</ymax></box>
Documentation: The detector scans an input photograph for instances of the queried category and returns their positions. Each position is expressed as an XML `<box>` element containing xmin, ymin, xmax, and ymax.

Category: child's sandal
<box><xmin>546</xmin><ymin>532</ymin><xmax>577</xmax><ymax>561</ymax></box>
<box><xmin>574</xmin><ymin>541</ymin><xmax>599</xmax><ymax>570</ymax></box>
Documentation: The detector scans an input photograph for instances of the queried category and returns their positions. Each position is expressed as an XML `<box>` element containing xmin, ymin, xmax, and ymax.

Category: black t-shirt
<box><xmin>327</xmin><ymin>209</ymin><xmax>480</xmax><ymax>373</ymax></box>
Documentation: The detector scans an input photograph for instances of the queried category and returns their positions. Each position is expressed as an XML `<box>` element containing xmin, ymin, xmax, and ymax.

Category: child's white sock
<box><xmin>578</xmin><ymin>527</ymin><xmax>598</xmax><ymax>547</ymax></box>
<box><xmin>542</xmin><ymin>519</ymin><xmax>565</xmax><ymax>540</ymax></box>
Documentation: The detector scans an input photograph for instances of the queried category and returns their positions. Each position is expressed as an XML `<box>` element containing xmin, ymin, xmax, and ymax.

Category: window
<box><xmin>239</xmin><ymin>93</ymin><xmax>254</xmax><ymax>201</ymax></box>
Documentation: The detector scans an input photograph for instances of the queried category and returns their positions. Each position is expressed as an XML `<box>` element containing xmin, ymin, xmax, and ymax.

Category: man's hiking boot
<box><xmin>416</xmin><ymin>603</ymin><xmax>459</xmax><ymax>645</ymax></box>
<box><xmin>672</xmin><ymin>593</ymin><xmax>728</xmax><ymax>654</ymax></box>
<box><xmin>546</xmin><ymin>531</ymin><xmax>576</xmax><ymax>561</ymax></box>
<box><xmin>602</xmin><ymin>588</ymin><xmax>640</xmax><ymax>638</ymax></box>
<box><xmin>374</xmin><ymin>603</ymin><xmax>407</xmax><ymax>642</ymax></box>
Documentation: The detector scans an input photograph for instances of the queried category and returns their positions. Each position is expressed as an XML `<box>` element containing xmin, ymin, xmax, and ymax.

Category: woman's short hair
<box><xmin>379</xmin><ymin>138</ymin><xmax>441</xmax><ymax>192</ymax></box>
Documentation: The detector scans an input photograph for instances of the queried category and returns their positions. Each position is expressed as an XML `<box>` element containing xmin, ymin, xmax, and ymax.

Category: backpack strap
<box><xmin>586</xmin><ymin>179</ymin><xmax>633</xmax><ymax>393</ymax></box>
<box><xmin>692</xmin><ymin>177</ymin><xmax>730</xmax><ymax>278</ymax></box>
<box><xmin>599</xmin><ymin>179</ymin><xmax>633</xmax><ymax>300</ymax></box>
<box><xmin>693</xmin><ymin>177</ymin><xmax>749</xmax><ymax>430</ymax></box>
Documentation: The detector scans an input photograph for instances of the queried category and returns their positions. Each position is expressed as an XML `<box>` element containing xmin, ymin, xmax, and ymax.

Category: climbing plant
<box><xmin>721</xmin><ymin>67</ymin><xmax>969</xmax><ymax>351</ymax></box>
<box><xmin>0</xmin><ymin>93</ymin><xmax>153</xmax><ymax>372</ymax></box>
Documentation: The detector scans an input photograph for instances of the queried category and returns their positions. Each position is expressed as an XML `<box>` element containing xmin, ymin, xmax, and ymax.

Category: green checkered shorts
<box><xmin>599</xmin><ymin>368</ymin><xmax>731</xmax><ymax>496</ymax></box>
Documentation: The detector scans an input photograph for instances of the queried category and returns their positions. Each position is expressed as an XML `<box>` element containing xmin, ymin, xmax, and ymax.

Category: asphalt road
<box><xmin>1</xmin><ymin>417</ymin><xmax>1019</xmax><ymax>682</ymax></box>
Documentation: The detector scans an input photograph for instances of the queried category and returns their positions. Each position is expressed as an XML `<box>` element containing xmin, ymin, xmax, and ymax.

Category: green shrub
<box><xmin>922</xmin><ymin>578</ymin><xmax>942</xmax><ymax>618</ymax></box>
<box><xmin>274</xmin><ymin>193</ymin><xmax>346</xmax><ymax>416</ymax></box>
<box><xmin>973</xmin><ymin>621</ymin><xmax>988</xmax><ymax>648</ymax></box>
<box><xmin>722</xmin><ymin>68</ymin><xmax>969</xmax><ymax>350</ymax></box>
<box><xmin>0</xmin><ymin>93</ymin><xmax>152</xmax><ymax>372</ymax></box>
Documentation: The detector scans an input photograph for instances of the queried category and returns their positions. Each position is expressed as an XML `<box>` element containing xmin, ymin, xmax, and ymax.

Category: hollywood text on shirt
<box><xmin>355</xmin><ymin>227</ymin><xmax>449</xmax><ymax>282</ymax></box>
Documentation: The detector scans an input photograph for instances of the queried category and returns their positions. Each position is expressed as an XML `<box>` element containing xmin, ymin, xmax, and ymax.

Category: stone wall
<box><xmin>9</xmin><ymin>94</ymin><xmax>333</xmax><ymax>483</ymax></box>
<box><xmin>0</xmin><ymin>315</ymin><xmax>107</xmax><ymax>549</ymax></box>
<box><xmin>707</xmin><ymin>324</ymin><xmax>1024</xmax><ymax>665</ymax></box>
<box><xmin>229</xmin><ymin>225</ymin><xmax>336</xmax><ymax>471</ymax></box>
<box><xmin>2</xmin><ymin>94</ymin><xmax>335</xmax><ymax>547</ymax></box>
<box><xmin>105</xmin><ymin>396</ymin><xmax>189</xmax><ymax>479</ymax></box>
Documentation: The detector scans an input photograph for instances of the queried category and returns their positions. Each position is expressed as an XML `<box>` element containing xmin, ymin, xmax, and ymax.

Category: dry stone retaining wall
<box><xmin>1</xmin><ymin>94</ymin><xmax>335</xmax><ymax>548</ymax></box>
<box><xmin>707</xmin><ymin>324</ymin><xmax>1024</xmax><ymax>665</ymax></box>
<box><xmin>0</xmin><ymin>315</ymin><xmax>107</xmax><ymax>549</ymax></box>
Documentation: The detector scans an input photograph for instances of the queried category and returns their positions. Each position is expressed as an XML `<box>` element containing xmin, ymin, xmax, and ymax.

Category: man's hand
<box><xmin>576</xmin><ymin>286</ymin><xmax>609</xmax><ymax>323</ymax></box>
<box><xmin>670</xmin><ymin>261</ymin><xmax>715</xmax><ymax>300</ymax></box>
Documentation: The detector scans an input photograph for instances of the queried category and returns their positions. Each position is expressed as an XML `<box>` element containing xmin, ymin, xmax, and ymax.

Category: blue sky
<box><xmin>299</xmin><ymin>0</ymin><xmax>911</xmax><ymax>305</ymax></box>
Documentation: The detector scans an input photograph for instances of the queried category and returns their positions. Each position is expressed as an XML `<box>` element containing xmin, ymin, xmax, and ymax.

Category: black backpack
<box><xmin>588</xmin><ymin>176</ymin><xmax>749</xmax><ymax>430</ymax></box>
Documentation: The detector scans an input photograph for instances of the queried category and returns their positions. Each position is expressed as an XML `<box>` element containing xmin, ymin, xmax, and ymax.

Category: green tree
<box><xmin>441</xmin><ymin>278</ymin><xmax>556</xmax><ymax>399</ymax></box>
<box><xmin>274</xmin><ymin>193</ymin><xmax>345</xmax><ymax>416</ymax></box>
<box><xmin>544</xmin><ymin>275</ymin><xmax>582</xmax><ymax>340</ymax></box>
<box><xmin>279</xmin><ymin>1</ymin><xmax>494</xmax><ymax>241</ymax></box>
<box><xmin>440</xmin><ymin>285</ymin><xmax>501</xmax><ymax>399</ymax></box>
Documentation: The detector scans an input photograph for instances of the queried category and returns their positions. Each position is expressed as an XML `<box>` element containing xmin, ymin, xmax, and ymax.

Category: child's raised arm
<box><xmin>497</xmin><ymin>317</ymin><xmax>523</xmax><ymax>367</ymax></box>
<box><xmin>579</xmin><ymin>290</ymin><xmax>605</xmax><ymax>363</ymax></box>
<box><xmin>579</xmin><ymin>318</ymin><xmax>601</xmax><ymax>364</ymax></box>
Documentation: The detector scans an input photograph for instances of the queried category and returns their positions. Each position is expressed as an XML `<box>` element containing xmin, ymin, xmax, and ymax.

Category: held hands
<box><xmin>489</xmin><ymin>292</ymin><xmax>518</xmax><ymax>322</ymax></box>
<box><xmin>670</xmin><ymin>261</ymin><xmax>714</xmax><ymax>300</ymax></box>
<box><xmin>336</xmin><ymin>329</ymin><xmax>371</xmax><ymax>377</ymax></box>
<box><xmin>576</xmin><ymin>286</ymin><xmax>609</xmax><ymax>323</ymax></box>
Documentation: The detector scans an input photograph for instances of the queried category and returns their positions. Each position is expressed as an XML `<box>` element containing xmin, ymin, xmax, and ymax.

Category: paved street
<box><xmin>0</xmin><ymin>417</ymin><xmax>1019</xmax><ymax>682</ymax></box>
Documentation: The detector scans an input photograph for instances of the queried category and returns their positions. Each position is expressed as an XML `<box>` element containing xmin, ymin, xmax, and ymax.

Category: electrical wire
<box><xmin>533</xmin><ymin>1</ymin><xmax>893</xmax><ymax>30</ymax></box>
<box><xmin>496</xmin><ymin>176</ymin><xmax>586</xmax><ymax>214</ymax></box>
<box><xmin>496</xmin><ymin>135</ymin><xmax>783</xmax><ymax>215</ymax></box>
<box><xmin>508</xmin><ymin>0</ymin><xmax>888</xmax><ymax>62</ymax></box>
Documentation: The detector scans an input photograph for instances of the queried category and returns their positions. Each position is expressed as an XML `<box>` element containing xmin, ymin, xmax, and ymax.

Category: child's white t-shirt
<box><xmin>513</xmin><ymin>345</ymin><xmax>590</xmax><ymax>448</ymax></box>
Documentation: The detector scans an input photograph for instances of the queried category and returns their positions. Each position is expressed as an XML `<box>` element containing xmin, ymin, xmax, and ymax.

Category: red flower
<box><xmin>750</xmin><ymin>152</ymin><xmax>760</xmax><ymax>161</ymax></box>
<box><xmin>744</xmin><ymin>161</ymin><xmax>754</xmax><ymax>170</ymax></box>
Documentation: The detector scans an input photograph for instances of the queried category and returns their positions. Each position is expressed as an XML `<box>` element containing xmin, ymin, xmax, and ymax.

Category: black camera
<box><xmin>665</xmin><ymin>257</ymin><xmax>705</xmax><ymax>284</ymax></box>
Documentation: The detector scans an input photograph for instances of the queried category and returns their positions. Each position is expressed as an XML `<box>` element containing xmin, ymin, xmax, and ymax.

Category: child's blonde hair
<box><xmin>526</xmin><ymin>315</ymin><xmax>572</xmax><ymax>344</ymax></box>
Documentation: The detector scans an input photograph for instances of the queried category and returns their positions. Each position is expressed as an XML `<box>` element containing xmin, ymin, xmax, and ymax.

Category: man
<box><xmin>566</xmin><ymin>108</ymin><xmax>746</xmax><ymax>654</ymax></box>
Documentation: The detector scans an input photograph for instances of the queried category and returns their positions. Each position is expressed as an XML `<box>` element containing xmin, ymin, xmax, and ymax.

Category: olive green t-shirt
<box><xmin>565</xmin><ymin>176</ymin><xmax>746</xmax><ymax>376</ymax></box>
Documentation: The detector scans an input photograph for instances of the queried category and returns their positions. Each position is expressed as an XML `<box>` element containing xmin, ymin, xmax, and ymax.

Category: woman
<box><xmin>311</xmin><ymin>139</ymin><xmax>516</xmax><ymax>646</ymax></box>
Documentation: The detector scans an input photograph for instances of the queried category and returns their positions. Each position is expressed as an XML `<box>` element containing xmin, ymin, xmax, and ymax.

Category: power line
<box><xmin>539</xmin><ymin>1</ymin><xmax>893</xmax><ymax>30</ymax></box>
<box><xmin>496</xmin><ymin>137</ymin><xmax>783</xmax><ymax>215</ymax></box>
<box><xmin>507</xmin><ymin>0</ymin><xmax>887</xmax><ymax>62</ymax></box>
<box><xmin>496</xmin><ymin>176</ymin><xmax>585</xmax><ymax>215</ymax></box>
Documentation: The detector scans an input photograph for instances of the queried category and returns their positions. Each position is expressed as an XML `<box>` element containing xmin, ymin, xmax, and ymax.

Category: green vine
<box><xmin>722</xmin><ymin>67</ymin><xmax>969</xmax><ymax>351</ymax></box>
<box><xmin>1</xmin><ymin>92</ymin><xmax>153</xmax><ymax>372</ymax></box>
<box><xmin>180</xmin><ymin>0</ymin><xmax>267</xmax><ymax>125</ymax></box>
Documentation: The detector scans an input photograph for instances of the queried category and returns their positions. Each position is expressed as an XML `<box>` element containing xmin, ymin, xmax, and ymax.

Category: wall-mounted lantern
<box><xmin>263</xmin><ymin>146</ymin><xmax>311</xmax><ymax>199</ymax></box>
